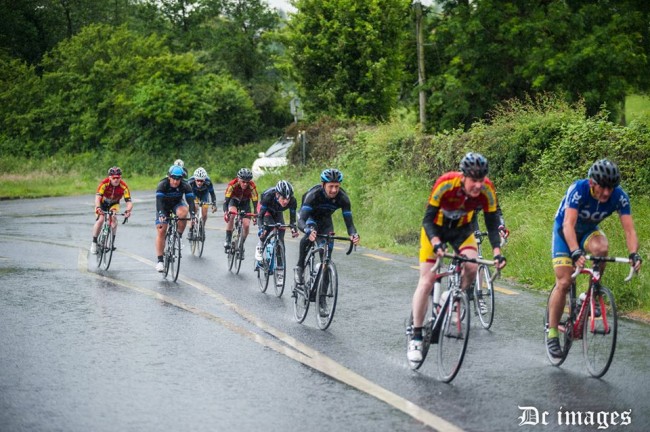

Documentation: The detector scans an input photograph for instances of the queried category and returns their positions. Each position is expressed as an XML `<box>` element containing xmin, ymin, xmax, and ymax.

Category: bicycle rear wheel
<box><xmin>273</xmin><ymin>240</ymin><xmax>286</xmax><ymax>298</ymax></box>
<box><xmin>316</xmin><ymin>262</ymin><xmax>338</xmax><ymax>330</ymax></box>
<box><xmin>101</xmin><ymin>232</ymin><xmax>114</xmax><ymax>271</ymax></box>
<box><xmin>544</xmin><ymin>284</ymin><xmax>572</xmax><ymax>366</ymax></box>
<box><xmin>406</xmin><ymin>311</ymin><xmax>433</xmax><ymax>370</ymax></box>
<box><xmin>437</xmin><ymin>290</ymin><xmax>470</xmax><ymax>382</ymax></box>
<box><xmin>583</xmin><ymin>286</ymin><xmax>617</xmax><ymax>378</ymax></box>
<box><xmin>293</xmin><ymin>255</ymin><xmax>314</xmax><ymax>323</ymax></box>
<box><xmin>170</xmin><ymin>231</ymin><xmax>181</xmax><ymax>282</ymax></box>
<box><xmin>475</xmin><ymin>264</ymin><xmax>495</xmax><ymax>329</ymax></box>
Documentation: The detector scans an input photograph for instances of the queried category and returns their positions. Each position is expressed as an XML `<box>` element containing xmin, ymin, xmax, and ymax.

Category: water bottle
<box><xmin>266</xmin><ymin>243</ymin><xmax>272</xmax><ymax>258</ymax></box>
<box><xmin>576</xmin><ymin>292</ymin><xmax>586</xmax><ymax>310</ymax></box>
<box><xmin>433</xmin><ymin>281</ymin><xmax>442</xmax><ymax>305</ymax></box>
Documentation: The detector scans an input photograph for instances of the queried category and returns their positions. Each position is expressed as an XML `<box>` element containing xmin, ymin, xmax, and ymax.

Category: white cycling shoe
<box><xmin>407</xmin><ymin>339</ymin><xmax>423</xmax><ymax>362</ymax></box>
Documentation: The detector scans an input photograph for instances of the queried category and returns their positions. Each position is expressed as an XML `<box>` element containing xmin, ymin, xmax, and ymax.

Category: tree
<box><xmin>286</xmin><ymin>0</ymin><xmax>410</xmax><ymax>120</ymax></box>
<box><xmin>426</xmin><ymin>0</ymin><xmax>649</xmax><ymax>130</ymax></box>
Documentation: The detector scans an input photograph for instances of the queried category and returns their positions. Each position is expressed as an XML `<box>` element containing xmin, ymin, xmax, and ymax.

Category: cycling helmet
<box><xmin>237</xmin><ymin>168</ymin><xmax>253</xmax><ymax>181</ymax></box>
<box><xmin>588</xmin><ymin>159</ymin><xmax>620</xmax><ymax>188</ymax></box>
<box><xmin>174</xmin><ymin>159</ymin><xmax>184</xmax><ymax>167</ymax></box>
<box><xmin>193</xmin><ymin>167</ymin><xmax>208</xmax><ymax>181</ymax></box>
<box><xmin>320</xmin><ymin>168</ymin><xmax>343</xmax><ymax>183</ymax></box>
<box><xmin>459</xmin><ymin>152</ymin><xmax>489</xmax><ymax>179</ymax></box>
<box><xmin>108</xmin><ymin>166</ymin><xmax>122</xmax><ymax>177</ymax></box>
<box><xmin>275</xmin><ymin>180</ymin><xmax>294</xmax><ymax>199</ymax></box>
<box><xmin>169</xmin><ymin>165</ymin><xmax>184</xmax><ymax>178</ymax></box>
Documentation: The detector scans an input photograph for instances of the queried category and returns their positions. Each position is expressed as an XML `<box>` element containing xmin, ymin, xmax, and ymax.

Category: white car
<box><xmin>251</xmin><ymin>137</ymin><xmax>294</xmax><ymax>179</ymax></box>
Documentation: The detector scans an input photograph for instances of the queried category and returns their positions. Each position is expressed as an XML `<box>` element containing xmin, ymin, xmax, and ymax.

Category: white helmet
<box><xmin>194</xmin><ymin>167</ymin><xmax>208</xmax><ymax>180</ymax></box>
<box><xmin>174</xmin><ymin>159</ymin><xmax>184</xmax><ymax>167</ymax></box>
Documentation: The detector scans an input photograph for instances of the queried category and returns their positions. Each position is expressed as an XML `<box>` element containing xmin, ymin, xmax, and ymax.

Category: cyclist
<box><xmin>188</xmin><ymin>167</ymin><xmax>217</xmax><ymax>239</ymax></box>
<box><xmin>546</xmin><ymin>159</ymin><xmax>642</xmax><ymax>358</ymax></box>
<box><xmin>223</xmin><ymin>168</ymin><xmax>259</xmax><ymax>258</ymax></box>
<box><xmin>90</xmin><ymin>166</ymin><xmax>133</xmax><ymax>254</ymax></box>
<box><xmin>154</xmin><ymin>165</ymin><xmax>197</xmax><ymax>272</ymax></box>
<box><xmin>293</xmin><ymin>168</ymin><xmax>360</xmax><ymax>285</ymax></box>
<box><xmin>407</xmin><ymin>152</ymin><xmax>507</xmax><ymax>363</ymax></box>
<box><xmin>254</xmin><ymin>180</ymin><xmax>300</xmax><ymax>263</ymax></box>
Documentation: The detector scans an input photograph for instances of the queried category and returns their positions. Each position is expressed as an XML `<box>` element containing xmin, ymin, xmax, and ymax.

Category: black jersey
<box><xmin>257</xmin><ymin>187</ymin><xmax>297</xmax><ymax>227</ymax></box>
<box><xmin>299</xmin><ymin>184</ymin><xmax>357</xmax><ymax>236</ymax></box>
<box><xmin>155</xmin><ymin>178</ymin><xmax>196</xmax><ymax>215</ymax></box>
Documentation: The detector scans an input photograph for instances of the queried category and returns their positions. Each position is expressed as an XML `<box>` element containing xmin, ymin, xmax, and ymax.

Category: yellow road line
<box><xmin>363</xmin><ymin>253</ymin><xmax>393</xmax><ymax>262</ymax></box>
<box><xmin>80</xmin><ymin>249</ymin><xmax>465</xmax><ymax>432</ymax></box>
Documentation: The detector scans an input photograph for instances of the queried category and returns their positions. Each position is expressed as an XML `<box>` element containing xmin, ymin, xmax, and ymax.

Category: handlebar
<box><xmin>431</xmin><ymin>252</ymin><xmax>500</xmax><ymax>281</ymax></box>
<box><xmin>315</xmin><ymin>232</ymin><xmax>356</xmax><ymax>255</ymax></box>
<box><xmin>474</xmin><ymin>230</ymin><xmax>508</xmax><ymax>248</ymax></box>
<box><xmin>571</xmin><ymin>255</ymin><xmax>637</xmax><ymax>282</ymax></box>
<box><xmin>262</xmin><ymin>223</ymin><xmax>295</xmax><ymax>230</ymax></box>
<box><xmin>96</xmin><ymin>210</ymin><xmax>130</xmax><ymax>224</ymax></box>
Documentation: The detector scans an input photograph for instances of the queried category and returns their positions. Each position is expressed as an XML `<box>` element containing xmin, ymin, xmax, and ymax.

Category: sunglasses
<box><xmin>170</xmin><ymin>175</ymin><xmax>183</xmax><ymax>180</ymax></box>
<box><xmin>195</xmin><ymin>179</ymin><xmax>205</xmax><ymax>183</ymax></box>
<box><xmin>110</xmin><ymin>176</ymin><xmax>121</xmax><ymax>180</ymax></box>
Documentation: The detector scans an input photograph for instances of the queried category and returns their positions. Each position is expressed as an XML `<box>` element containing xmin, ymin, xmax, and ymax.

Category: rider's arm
<box><xmin>619</xmin><ymin>214</ymin><xmax>639</xmax><ymax>256</ymax></box>
<box><xmin>484</xmin><ymin>210</ymin><xmax>502</xmax><ymax>249</ymax></box>
<box><xmin>208</xmin><ymin>183</ymin><xmax>217</xmax><ymax>204</ymax></box>
<box><xmin>422</xmin><ymin>204</ymin><xmax>442</xmax><ymax>241</ymax></box>
<box><xmin>289</xmin><ymin>197</ymin><xmax>298</xmax><ymax>226</ymax></box>
<box><xmin>340</xmin><ymin>197</ymin><xmax>357</xmax><ymax>237</ymax></box>
<box><xmin>155</xmin><ymin>180</ymin><xmax>166</xmax><ymax>215</ymax></box>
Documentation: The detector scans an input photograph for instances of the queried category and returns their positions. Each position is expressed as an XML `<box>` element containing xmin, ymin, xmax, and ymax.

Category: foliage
<box><xmin>426</xmin><ymin>0</ymin><xmax>650</xmax><ymax>130</ymax></box>
<box><xmin>286</xmin><ymin>0</ymin><xmax>410</xmax><ymax>120</ymax></box>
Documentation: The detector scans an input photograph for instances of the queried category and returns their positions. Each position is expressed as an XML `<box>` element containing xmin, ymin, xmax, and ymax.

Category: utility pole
<box><xmin>413</xmin><ymin>0</ymin><xmax>426</xmax><ymax>126</ymax></box>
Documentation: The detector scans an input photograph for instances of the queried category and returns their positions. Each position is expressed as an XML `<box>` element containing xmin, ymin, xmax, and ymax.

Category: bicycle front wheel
<box><xmin>227</xmin><ymin>234</ymin><xmax>237</xmax><ymax>272</ymax></box>
<box><xmin>101</xmin><ymin>232</ymin><xmax>114</xmax><ymax>271</ymax></box>
<box><xmin>189</xmin><ymin>223</ymin><xmax>198</xmax><ymax>256</ymax></box>
<box><xmin>437</xmin><ymin>290</ymin><xmax>470</xmax><ymax>382</ymax></box>
<box><xmin>316</xmin><ymin>262</ymin><xmax>338</xmax><ymax>330</ymax></box>
<box><xmin>475</xmin><ymin>264</ymin><xmax>495</xmax><ymax>329</ymax></box>
<box><xmin>163</xmin><ymin>231</ymin><xmax>172</xmax><ymax>278</ymax></box>
<box><xmin>234</xmin><ymin>230</ymin><xmax>244</xmax><ymax>275</ymax></box>
<box><xmin>96</xmin><ymin>229</ymin><xmax>107</xmax><ymax>268</ymax></box>
<box><xmin>583</xmin><ymin>287</ymin><xmax>617</xmax><ymax>378</ymax></box>
<box><xmin>273</xmin><ymin>240</ymin><xmax>286</xmax><ymax>298</ymax></box>
<box><xmin>197</xmin><ymin>219</ymin><xmax>205</xmax><ymax>257</ymax></box>
<box><xmin>170</xmin><ymin>231</ymin><xmax>181</xmax><ymax>282</ymax></box>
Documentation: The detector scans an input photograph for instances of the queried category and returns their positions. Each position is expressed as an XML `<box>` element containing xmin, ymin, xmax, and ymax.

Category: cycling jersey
<box><xmin>96</xmin><ymin>177</ymin><xmax>131</xmax><ymax>207</ymax></box>
<box><xmin>553</xmin><ymin>179</ymin><xmax>631</xmax><ymax>232</ymax></box>
<box><xmin>257</xmin><ymin>187</ymin><xmax>297</xmax><ymax>228</ymax></box>
<box><xmin>156</xmin><ymin>178</ymin><xmax>196</xmax><ymax>216</ymax></box>
<box><xmin>423</xmin><ymin>172</ymin><xmax>501</xmax><ymax>249</ymax></box>
<box><xmin>223</xmin><ymin>178</ymin><xmax>258</xmax><ymax>212</ymax></box>
<box><xmin>298</xmin><ymin>184</ymin><xmax>357</xmax><ymax>236</ymax></box>
<box><xmin>188</xmin><ymin>176</ymin><xmax>217</xmax><ymax>204</ymax></box>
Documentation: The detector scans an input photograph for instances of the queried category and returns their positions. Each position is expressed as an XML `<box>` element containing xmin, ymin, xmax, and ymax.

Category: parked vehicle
<box><xmin>251</xmin><ymin>137</ymin><xmax>294</xmax><ymax>179</ymax></box>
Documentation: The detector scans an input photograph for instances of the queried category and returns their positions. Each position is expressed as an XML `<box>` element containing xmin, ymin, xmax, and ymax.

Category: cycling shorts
<box><xmin>100</xmin><ymin>201</ymin><xmax>120</xmax><ymax>213</ymax></box>
<box><xmin>155</xmin><ymin>202</ymin><xmax>188</xmax><ymax>226</ymax></box>
<box><xmin>419</xmin><ymin>225</ymin><xmax>477</xmax><ymax>263</ymax></box>
<box><xmin>227</xmin><ymin>198</ymin><xmax>252</xmax><ymax>213</ymax></box>
<box><xmin>551</xmin><ymin>222</ymin><xmax>604</xmax><ymax>267</ymax></box>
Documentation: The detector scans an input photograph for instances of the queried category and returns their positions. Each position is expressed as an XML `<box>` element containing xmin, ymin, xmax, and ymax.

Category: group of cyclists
<box><xmin>90</xmin><ymin>152</ymin><xmax>642</xmax><ymax>366</ymax></box>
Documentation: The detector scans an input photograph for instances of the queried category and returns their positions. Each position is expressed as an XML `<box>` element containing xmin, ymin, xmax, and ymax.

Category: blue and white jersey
<box><xmin>554</xmin><ymin>179</ymin><xmax>631</xmax><ymax>233</ymax></box>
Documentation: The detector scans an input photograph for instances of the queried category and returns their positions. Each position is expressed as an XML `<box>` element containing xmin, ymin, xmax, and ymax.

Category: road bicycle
<box><xmin>406</xmin><ymin>252</ymin><xmax>497</xmax><ymax>382</ymax></box>
<box><xmin>292</xmin><ymin>232</ymin><xmax>355</xmax><ymax>330</ymax></box>
<box><xmin>226</xmin><ymin>209</ymin><xmax>256</xmax><ymax>274</ymax></box>
<box><xmin>470</xmin><ymin>230</ymin><xmax>506</xmax><ymax>329</ymax></box>
<box><xmin>255</xmin><ymin>223</ymin><xmax>292</xmax><ymax>297</ymax></box>
<box><xmin>163</xmin><ymin>213</ymin><xmax>192</xmax><ymax>282</ymax></box>
<box><xmin>544</xmin><ymin>255</ymin><xmax>636</xmax><ymax>378</ymax></box>
<box><xmin>95</xmin><ymin>209</ymin><xmax>128</xmax><ymax>271</ymax></box>
<box><xmin>188</xmin><ymin>201</ymin><xmax>213</xmax><ymax>257</ymax></box>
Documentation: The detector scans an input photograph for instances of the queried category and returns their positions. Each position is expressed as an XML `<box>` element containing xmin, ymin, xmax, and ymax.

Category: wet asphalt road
<box><xmin>0</xmin><ymin>191</ymin><xmax>649</xmax><ymax>432</ymax></box>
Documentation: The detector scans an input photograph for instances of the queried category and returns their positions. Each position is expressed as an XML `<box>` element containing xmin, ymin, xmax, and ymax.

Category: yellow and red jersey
<box><xmin>224</xmin><ymin>178</ymin><xmax>259</xmax><ymax>202</ymax></box>
<box><xmin>427</xmin><ymin>172</ymin><xmax>497</xmax><ymax>228</ymax></box>
<box><xmin>96</xmin><ymin>177</ymin><xmax>131</xmax><ymax>206</ymax></box>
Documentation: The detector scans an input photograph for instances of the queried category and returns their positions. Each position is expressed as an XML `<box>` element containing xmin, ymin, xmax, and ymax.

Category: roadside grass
<box><xmin>626</xmin><ymin>94</ymin><xmax>650</xmax><ymax>122</ymax></box>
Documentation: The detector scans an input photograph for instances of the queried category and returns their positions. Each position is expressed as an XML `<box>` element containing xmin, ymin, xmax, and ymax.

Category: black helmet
<box><xmin>320</xmin><ymin>168</ymin><xmax>343</xmax><ymax>183</ymax></box>
<box><xmin>588</xmin><ymin>159</ymin><xmax>620</xmax><ymax>188</ymax></box>
<box><xmin>275</xmin><ymin>180</ymin><xmax>294</xmax><ymax>199</ymax></box>
<box><xmin>237</xmin><ymin>168</ymin><xmax>253</xmax><ymax>181</ymax></box>
<box><xmin>108</xmin><ymin>166</ymin><xmax>122</xmax><ymax>177</ymax></box>
<box><xmin>459</xmin><ymin>152</ymin><xmax>489</xmax><ymax>178</ymax></box>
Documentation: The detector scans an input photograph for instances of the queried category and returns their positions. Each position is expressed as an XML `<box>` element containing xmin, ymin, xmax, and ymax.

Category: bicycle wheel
<box><xmin>163</xmin><ymin>229</ymin><xmax>172</xmax><ymax>278</ymax></box>
<box><xmin>234</xmin><ymin>228</ymin><xmax>244</xmax><ymax>275</ymax></box>
<box><xmin>273</xmin><ymin>240</ymin><xmax>286</xmax><ymax>298</ymax></box>
<box><xmin>437</xmin><ymin>290</ymin><xmax>470</xmax><ymax>382</ymax></box>
<box><xmin>293</xmin><ymin>254</ymin><xmax>313</xmax><ymax>323</ymax></box>
<box><xmin>315</xmin><ymin>262</ymin><xmax>338</xmax><ymax>330</ymax></box>
<box><xmin>544</xmin><ymin>285</ymin><xmax>572</xmax><ymax>366</ymax></box>
<box><xmin>197</xmin><ymin>219</ymin><xmax>205</xmax><ymax>257</ymax></box>
<box><xmin>227</xmin><ymin>232</ymin><xmax>237</xmax><ymax>272</ymax></box>
<box><xmin>406</xmin><ymin>311</ymin><xmax>433</xmax><ymax>370</ymax></box>
<box><xmin>475</xmin><ymin>264</ymin><xmax>495</xmax><ymax>329</ymax></box>
<box><xmin>101</xmin><ymin>231</ymin><xmax>114</xmax><ymax>271</ymax></box>
<box><xmin>583</xmin><ymin>286</ymin><xmax>617</xmax><ymax>378</ymax></box>
<box><xmin>257</xmin><ymin>239</ymin><xmax>270</xmax><ymax>293</ymax></box>
<box><xmin>170</xmin><ymin>231</ymin><xmax>181</xmax><ymax>282</ymax></box>
<box><xmin>96</xmin><ymin>228</ymin><xmax>106</xmax><ymax>268</ymax></box>
<box><xmin>189</xmin><ymin>222</ymin><xmax>198</xmax><ymax>256</ymax></box>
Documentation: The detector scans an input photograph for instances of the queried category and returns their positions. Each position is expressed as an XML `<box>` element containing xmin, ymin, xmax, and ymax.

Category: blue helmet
<box><xmin>320</xmin><ymin>168</ymin><xmax>343</xmax><ymax>183</ymax></box>
<box><xmin>169</xmin><ymin>165</ymin><xmax>184</xmax><ymax>178</ymax></box>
